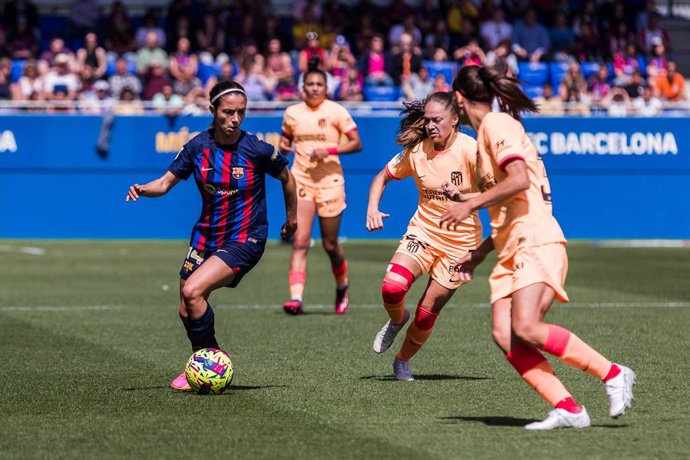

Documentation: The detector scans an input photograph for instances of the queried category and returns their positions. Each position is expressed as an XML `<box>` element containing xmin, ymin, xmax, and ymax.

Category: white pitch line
<box><xmin>1</xmin><ymin>302</ymin><xmax>689</xmax><ymax>313</ymax></box>
<box><xmin>0</xmin><ymin>245</ymin><xmax>46</xmax><ymax>256</ymax></box>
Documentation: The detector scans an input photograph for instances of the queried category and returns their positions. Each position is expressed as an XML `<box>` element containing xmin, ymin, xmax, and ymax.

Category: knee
<box><xmin>492</xmin><ymin>325</ymin><xmax>511</xmax><ymax>353</ymax></box>
<box><xmin>181</xmin><ymin>281</ymin><xmax>204</xmax><ymax>305</ymax></box>
<box><xmin>381</xmin><ymin>277</ymin><xmax>409</xmax><ymax>304</ymax></box>
<box><xmin>512</xmin><ymin>320</ymin><xmax>540</xmax><ymax>345</ymax></box>
<box><xmin>292</xmin><ymin>235</ymin><xmax>311</xmax><ymax>252</ymax></box>
<box><xmin>321</xmin><ymin>238</ymin><xmax>338</xmax><ymax>255</ymax></box>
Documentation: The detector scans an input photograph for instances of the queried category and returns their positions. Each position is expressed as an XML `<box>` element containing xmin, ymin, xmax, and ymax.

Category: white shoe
<box><xmin>373</xmin><ymin>309</ymin><xmax>409</xmax><ymax>353</ymax></box>
<box><xmin>524</xmin><ymin>407</ymin><xmax>591</xmax><ymax>430</ymax></box>
<box><xmin>605</xmin><ymin>364</ymin><xmax>636</xmax><ymax>418</ymax></box>
<box><xmin>393</xmin><ymin>357</ymin><xmax>414</xmax><ymax>381</ymax></box>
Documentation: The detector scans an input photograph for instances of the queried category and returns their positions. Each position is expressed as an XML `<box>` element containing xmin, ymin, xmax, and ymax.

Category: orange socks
<box><xmin>332</xmin><ymin>261</ymin><xmax>348</xmax><ymax>288</ymax></box>
<box><xmin>506</xmin><ymin>342</ymin><xmax>572</xmax><ymax>407</ymax></box>
<box><xmin>396</xmin><ymin>306</ymin><xmax>439</xmax><ymax>361</ymax></box>
<box><xmin>541</xmin><ymin>325</ymin><xmax>613</xmax><ymax>380</ymax></box>
<box><xmin>288</xmin><ymin>270</ymin><xmax>306</xmax><ymax>301</ymax></box>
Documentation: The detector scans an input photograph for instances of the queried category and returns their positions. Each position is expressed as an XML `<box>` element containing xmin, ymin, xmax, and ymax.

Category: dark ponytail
<box><xmin>209</xmin><ymin>80</ymin><xmax>247</xmax><ymax>108</ymax></box>
<box><xmin>396</xmin><ymin>91</ymin><xmax>461</xmax><ymax>148</ymax></box>
<box><xmin>303</xmin><ymin>56</ymin><xmax>328</xmax><ymax>84</ymax></box>
<box><xmin>452</xmin><ymin>65</ymin><xmax>538</xmax><ymax>121</ymax></box>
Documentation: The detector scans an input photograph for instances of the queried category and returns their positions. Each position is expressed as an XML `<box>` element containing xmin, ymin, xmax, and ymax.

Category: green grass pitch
<box><xmin>1</xmin><ymin>240</ymin><xmax>689</xmax><ymax>459</ymax></box>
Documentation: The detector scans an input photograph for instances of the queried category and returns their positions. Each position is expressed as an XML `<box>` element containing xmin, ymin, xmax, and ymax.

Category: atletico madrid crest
<box><xmin>232</xmin><ymin>167</ymin><xmax>245</xmax><ymax>179</ymax></box>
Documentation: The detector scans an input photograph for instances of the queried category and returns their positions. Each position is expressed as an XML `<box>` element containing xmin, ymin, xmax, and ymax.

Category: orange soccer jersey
<box><xmin>386</xmin><ymin>133</ymin><xmax>483</xmax><ymax>254</ymax></box>
<box><xmin>281</xmin><ymin>100</ymin><xmax>358</xmax><ymax>187</ymax></box>
<box><xmin>475</xmin><ymin>112</ymin><xmax>565</xmax><ymax>260</ymax></box>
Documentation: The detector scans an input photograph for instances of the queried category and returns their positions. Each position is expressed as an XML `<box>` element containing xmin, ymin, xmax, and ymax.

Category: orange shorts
<box><xmin>489</xmin><ymin>243</ymin><xmax>569</xmax><ymax>304</ymax></box>
<box><xmin>394</xmin><ymin>232</ymin><xmax>473</xmax><ymax>290</ymax></box>
<box><xmin>296</xmin><ymin>181</ymin><xmax>346</xmax><ymax>218</ymax></box>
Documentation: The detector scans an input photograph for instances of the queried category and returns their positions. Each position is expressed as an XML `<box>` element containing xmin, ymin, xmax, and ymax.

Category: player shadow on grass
<box><xmin>121</xmin><ymin>384</ymin><xmax>288</xmax><ymax>392</ymax></box>
<box><xmin>359</xmin><ymin>374</ymin><xmax>491</xmax><ymax>381</ymax></box>
<box><xmin>440</xmin><ymin>416</ymin><xmax>630</xmax><ymax>428</ymax></box>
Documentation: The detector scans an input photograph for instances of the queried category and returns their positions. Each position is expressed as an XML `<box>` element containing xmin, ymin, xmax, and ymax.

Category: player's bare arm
<box><xmin>126</xmin><ymin>171</ymin><xmax>181</xmax><ymax>201</ymax></box>
<box><xmin>278</xmin><ymin>166</ymin><xmax>298</xmax><ymax>241</ymax></box>
<box><xmin>451</xmin><ymin>237</ymin><xmax>494</xmax><ymax>281</ymax></box>
<box><xmin>279</xmin><ymin>134</ymin><xmax>293</xmax><ymax>155</ymax></box>
<box><xmin>438</xmin><ymin>181</ymin><xmax>481</xmax><ymax>202</ymax></box>
<box><xmin>440</xmin><ymin>159</ymin><xmax>529</xmax><ymax>227</ymax></box>
<box><xmin>311</xmin><ymin>130</ymin><xmax>363</xmax><ymax>161</ymax></box>
<box><xmin>366</xmin><ymin>168</ymin><xmax>393</xmax><ymax>232</ymax></box>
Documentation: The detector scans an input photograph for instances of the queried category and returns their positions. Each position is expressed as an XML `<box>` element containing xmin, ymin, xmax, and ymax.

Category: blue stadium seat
<box><xmin>364</xmin><ymin>85</ymin><xmax>400</xmax><ymax>101</ymax></box>
<box><xmin>423</xmin><ymin>61</ymin><xmax>456</xmax><ymax>83</ymax></box>
<box><xmin>10</xmin><ymin>60</ymin><xmax>27</xmax><ymax>83</ymax></box>
<box><xmin>197</xmin><ymin>62</ymin><xmax>220</xmax><ymax>85</ymax></box>
<box><xmin>518</xmin><ymin>62</ymin><xmax>548</xmax><ymax>87</ymax></box>
<box><xmin>523</xmin><ymin>85</ymin><xmax>544</xmax><ymax>99</ymax></box>
<box><xmin>549</xmin><ymin>61</ymin><xmax>570</xmax><ymax>87</ymax></box>
<box><xmin>580</xmin><ymin>61</ymin><xmax>601</xmax><ymax>80</ymax></box>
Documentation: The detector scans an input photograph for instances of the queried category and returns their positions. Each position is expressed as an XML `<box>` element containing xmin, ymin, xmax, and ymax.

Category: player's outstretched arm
<box><xmin>451</xmin><ymin>237</ymin><xmax>494</xmax><ymax>281</ymax></box>
<box><xmin>279</xmin><ymin>134</ymin><xmax>293</xmax><ymax>155</ymax></box>
<box><xmin>125</xmin><ymin>171</ymin><xmax>181</xmax><ymax>202</ymax></box>
<box><xmin>366</xmin><ymin>168</ymin><xmax>393</xmax><ymax>232</ymax></box>
<box><xmin>277</xmin><ymin>166</ymin><xmax>298</xmax><ymax>241</ymax></box>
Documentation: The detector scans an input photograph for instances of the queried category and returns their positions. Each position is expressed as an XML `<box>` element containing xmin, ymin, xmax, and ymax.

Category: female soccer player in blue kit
<box><xmin>126</xmin><ymin>81</ymin><xmax>298</xmax><ymax>390</ymax></box>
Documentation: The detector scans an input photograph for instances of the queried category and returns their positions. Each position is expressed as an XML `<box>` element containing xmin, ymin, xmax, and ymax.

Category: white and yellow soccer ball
<box><xmin>185</xmin><ymin>348</ymin><xmax>234</xmax><ymax>394</ymax></box>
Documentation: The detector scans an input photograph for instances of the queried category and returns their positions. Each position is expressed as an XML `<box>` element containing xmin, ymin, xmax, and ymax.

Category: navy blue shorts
<box><xmin>179</xmin><ymin>241</ymin><xmax>265</xmax><ymax>288</ymax></box>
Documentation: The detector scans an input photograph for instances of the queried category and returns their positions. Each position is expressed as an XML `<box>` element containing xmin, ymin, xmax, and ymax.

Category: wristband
<box><xmin>327</xmin><ymin>147</ymin><xmax>339</xmax><ymax>155</ymax></box>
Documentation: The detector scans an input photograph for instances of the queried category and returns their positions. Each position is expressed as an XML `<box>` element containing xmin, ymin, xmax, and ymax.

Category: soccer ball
<box><xmin>185</xmin><ymin>348</ymin><xmax>234</xmax><ymax>394</ymax></box>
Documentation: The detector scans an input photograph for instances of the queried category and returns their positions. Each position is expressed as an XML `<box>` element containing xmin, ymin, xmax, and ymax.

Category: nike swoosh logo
<box><xmin>201</xmin><ymin>167</ymin><xmax>214</xmax><ymax>171</ymax></box>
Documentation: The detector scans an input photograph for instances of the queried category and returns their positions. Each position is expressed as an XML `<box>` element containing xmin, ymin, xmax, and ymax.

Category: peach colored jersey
<box><xmin>475</xmin><ymin>112</ymin><xmax>565</xmax><ymax>260</ymax></box>
<box><xmin>281</xmin><ymin>100</ymin><xmax>358</xmax><ymax>187</ymax></box>
<box><xmin>386</xmin><ymin>133</ymin><xmax>482</xmax><ymax>252</ymax></box>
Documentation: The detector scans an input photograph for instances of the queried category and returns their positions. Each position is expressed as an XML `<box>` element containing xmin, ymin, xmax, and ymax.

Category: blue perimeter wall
<box><xmin>0</xmin><ymin>114</ymin><xmax>688</xmax><ymax>240</ymax></box>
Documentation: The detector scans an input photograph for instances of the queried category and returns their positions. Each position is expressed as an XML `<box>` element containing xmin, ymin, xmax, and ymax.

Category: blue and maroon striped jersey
<box><xmin>169</xmin><ymin>128</ymin><xmax>289</xmax><ymax>251</ymax></box>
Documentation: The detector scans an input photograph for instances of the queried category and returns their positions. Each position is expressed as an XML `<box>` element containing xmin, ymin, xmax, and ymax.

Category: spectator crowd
<box><xmin>0</xmin><ymin>0</ymin><xmax>687</xmax><ymax>116</ymax></box>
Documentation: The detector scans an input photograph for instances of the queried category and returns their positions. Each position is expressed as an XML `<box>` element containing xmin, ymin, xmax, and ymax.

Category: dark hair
<box><xmin>209</xmin><ymin>80</ymin><xmax>247</xmax><ymax>108</ymax></box>
<box><xmin>304</xmin><ymin>57</ymin><xmax>328</xmax><ymax>84</ymax></box>
<box><xmin>452</xmin><ymin>65</ymin><xmax>538</xmax><ymax>121</ymax></box>
<box><xmin>396</xmin><ymin>92</ymin><xmax>460</xmax><ymax>148</ymax></box>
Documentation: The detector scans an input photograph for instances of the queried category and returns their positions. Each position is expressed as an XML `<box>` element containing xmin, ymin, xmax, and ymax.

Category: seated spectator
<box><xmin>39</xmin><ymin>38</ymin><xmax>75</xmax><ymax>73</ymax></box>
<box><xmin>104</xmin><ymin>1</ymin><xmax>136</xmax><ymax>56</ymax></box>
<box><xmin>235</xmin><ymin>55</ymin><xmax>274</xmax><ymax>101</ymax></box>
<box><xmin>336</xmin><ymin>65</ymin><xmax>363</xmax><ymax>102</ymax></box>
<box><xmin>534</xmin><ymin>83</ymin><xmax>565</xmax><ymax>115</ymax></box>
<box><xmin>135</xmin><ymin>10</ymin><xmax>166</xmax><ymax>50</ymax></box>
<box><xmin>43</xmin><ymin>53</ymin><xmax>79</xmax><ymax>101</ymax></box>
<box><xmin>68</xmin><ymin>0</ymin><xmax>100</xmax><ymax>39</ymax></box>
<box><xmin>389</xmin><ymin>14</ymin><xmax>422</xmax><ymax>51</ymax></box>
<box><xmin>12</xmin><ymin>59</ymin><xmax>44</xmax><ymax>100</ymax></box>
<box><xmin>559</xmin><ymin>61</ymin><xmax>590</xmax><ymax>115</ymax></box>
<box><xmin>329</xmin><ymin>35</ymin><xmax>357</xmax><ymax>81</ymax></box>
<box><xmin>0</xmin><ymin>58</ymin><xmax>13</xmax><ymax>100</ymax></box>
<box><xmin>607</xmin><ymin>21</ymin><xmax>634</xmax><ymax>60</ymax></box>
<box><xmin>76</xmin><ymin>32</ymin><xmax>107</xmax><ymax>79</ymax></box>
<box><xmin>655</xmin><ymin>60</ymin><xmax>687</xmax><ymax>102</ymax></box>
<box><xmin>613</xmin><ymin>42</ymin><xmax>642</xmax><ymax>86</ymax></box>
<box><xmin>401</xmin><ymin>65</ymin><xmax>433</xmax><ymax>101</ymax></box>
<box><xmin>423</xmin><ymin>19</ymin><xmax>450</xmax><ymax>60</ymax></box>
<box><xmin>298</xmin><ymin>31</ymin><xmax>329</xmax><ymax>74</ymax></box>
<box><xmin>485</xmin><ymin>39</ymin><xmax>518</xmax><ymax>76</ymax></box>
<box><xmin>391</xmin><ymin>32</ymin><xmax>422</xmax><ymax>85</ymax></box>
<box><xmin>266</xmin><ymin>38</ymin><xmax>293</xmax><ymax>82</ymax></box>
<box><xmin>433</xmin><ymin>73</ymin><xmax>450</xmax><ymax>92</ymax></box>
<box><xmin>77</xmin><ymin>64</ymin><xmax>97</xmax><ymax>98</ymax></box>
<box><xmin>173</xmin><ymin>65</ymin><xmax>204</xmax><ymax>106</ymax></box>
<box><xmin>588</xmin><ymin>65</ymin><xmax>611</xmax><ymax>103</ymax></box>
<box><xmin>573</xmin><ymin>21</ymin><xmax>602</xmax><ymax>62</ymax></box>
<box><xmin>6</xmin><ymin>16</ymin><xmax>39</xmax><ymax>59</ymax></box>
<box><xmin>454</xmin><ymin>39</ymin><xmax>486</xmax><ymax>68</ymax></box>
<box><xmin>512</xmin><ymin>8</ymin><xmax>550</xmax><ymax>62</ymax></box>
<box><xmin>549</xmin><ymin>11</ymin><xmax>576</xmax><ymax>61</ymax></box>
<box><xmin>633</xmin><ymin>85</ymin><xmax>662</xmax><ymax>116</ymax></box>
<box><xmin>82</xmin><ymin>80</ymin><xmax>114</xmax><ymax>114</ymax></box>
<box><xmin>623</xmin><ymin>69</ymin><xmax>647</xmax><ymax>99</ymax></box>
<box><xmin>273</xmin><ymin>71</ymin><xmax>300</xmax><ymax>102</ymax></box>
<box><xmin>358</xmin><ymin>34</ymin><xmax>393</xmax><ymax>86</ymax></box>
<box><xmin>646</xmin><ymin>39</ymin><xmax>668</xmax><ymax>87</ymax></box>
<box><xmin>109</xmin><ymin>57</ymin><xmax>142</xmax><ymax>98</ymax></box>
<box><xmin>638</xmin><ymin>12</ymin><xmax>671</xmax><ymax>54</ymax></box>
<box><xmin>136</xmin><ymin>31</ymin><xmax>169</xmax><ymax>76</ymax></box>
<box><xmin>47</xmin><ymin>87</ymin><xmax>76</xmax><ymax>113</ymax></box>
<box><xmin>603</xmin><ymin>86</ymin><xmax>631</xmax><ymax>117</ymax></box>
<box><xmin>480</xmin><ymin>7</ymin><xmax>512</xmax><ymax>51</ymax></box>
<box><xmin>141</xmin><ymin>59</ymin><xmax>171</xmax><ymax>100</ymax></box>
<box><xmin>430</xmin><ymin>47</ymin><xmax>448</xmax><ymax>62</ymax></box>
<box><xmin>153</xmin><ymin>82</ymin><xmax>184</xmax><ymax>115</ymax></box>
<box><xmin>112</xmin><ymin>86</ymin><xmax>145</xmax><ymax>114</ymax></box>
<box><xmin>169</xmin><ymin>37</ymin><xmax>198</xmax><ymax>82</ymax></box>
